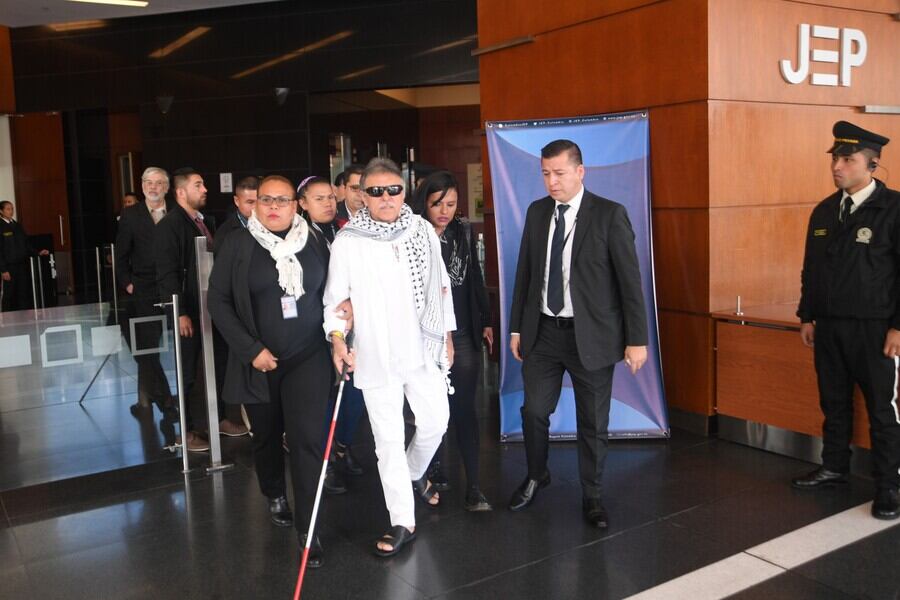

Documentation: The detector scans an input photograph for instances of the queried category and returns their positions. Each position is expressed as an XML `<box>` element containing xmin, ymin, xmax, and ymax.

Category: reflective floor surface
<box><xmin>2</xmin><ymin>412</ymin><xmax>898</xmax><ymax>599</ymax></box>
<box><xmin>0</xmin><ymin>303</ymin><xmax>180</xmax><ymax>490</ymax></box>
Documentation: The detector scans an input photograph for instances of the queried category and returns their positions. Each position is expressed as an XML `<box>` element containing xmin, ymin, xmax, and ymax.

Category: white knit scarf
<box><xmin>339</xmin><ymin>204</ymin><xmax>451</xmax><ymax>374</ymax></box>
<box><xmin>247</xmin><ymin>213</ymin><xmax>309</xmax><ymax>300</ymax></box>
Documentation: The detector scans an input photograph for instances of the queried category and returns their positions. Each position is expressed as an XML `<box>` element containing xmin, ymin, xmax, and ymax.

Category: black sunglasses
<box><xmin>364</xmin><ymin>185</ymin><xmax>404</xmax><ymax>198</ymax></box>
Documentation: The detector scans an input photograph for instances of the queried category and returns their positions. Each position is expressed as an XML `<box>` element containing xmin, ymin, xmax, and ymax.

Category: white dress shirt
<box><xmin>841</xmin><ymin>177</ymin><xmax>877</xmax><ymax>216</ymax></box>
<box><xmin>146</xmin><ymin>201</ymin><xmax>167</xmax><ymax>224</ymax></box>
<box><xmin>541</xmin><ymin>185</ymin><xmax>584</xmax><ymax>318</ymax></box>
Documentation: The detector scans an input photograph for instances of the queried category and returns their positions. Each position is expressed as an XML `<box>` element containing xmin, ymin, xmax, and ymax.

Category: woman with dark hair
<box><xmin>413</xmin><ymin>170</ymin><xmax>494</xmax><ymax>512</ymax></box>
<box><xmin>297</xmin><ymin>175</ymin><xmax>367</xmax><ymax>495</ymax></box>
<box><xmin>208</xmin><ymin>175</ymin><xmax>335</xmax><ymax>567</ymax></box>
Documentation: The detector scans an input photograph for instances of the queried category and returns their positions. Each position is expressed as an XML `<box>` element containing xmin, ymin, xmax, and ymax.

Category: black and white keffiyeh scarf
<box><xmin>247</xmin><ymin>213</ymin><xmax>309</xmax><ymax>300</ymax></box>
<box><xmin>339</xmin><ymin>203</ymin><xmax>451</xmax><ymax>374</ymax></box>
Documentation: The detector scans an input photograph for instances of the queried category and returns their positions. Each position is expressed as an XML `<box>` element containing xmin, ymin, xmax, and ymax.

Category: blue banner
<box><xmin>486</xmin><ymin>111</ymin><xmax>668</xmax><ymax>440</ymax></box>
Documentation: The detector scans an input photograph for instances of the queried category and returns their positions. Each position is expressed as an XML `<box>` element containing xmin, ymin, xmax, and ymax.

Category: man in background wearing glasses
<box><xmin>323</xmin><ymin>157</ymin><xmax>456</xmax><ymax>558</ymax></box>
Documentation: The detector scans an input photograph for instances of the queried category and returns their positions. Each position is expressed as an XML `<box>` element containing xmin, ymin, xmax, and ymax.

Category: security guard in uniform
<box><xmin>793</xmin><ymin>121</ymin><xmax>900</xmax><ymax>520</ymax></box>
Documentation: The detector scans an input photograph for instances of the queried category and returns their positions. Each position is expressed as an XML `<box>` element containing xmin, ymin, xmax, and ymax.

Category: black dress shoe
<box><xmin>791</xmin><ymin>467</ymin><xmax>848</xmax><ymax>489</ymax></box>
<box><xmin>324</xmin><ymin>463</ymin><xmax>347</xmax><ymax>495</ymax></box>
<box><xmin>268</xmin><ymin>496</ymin><xmax>293</xmax><ymax>527</ymax></box>
<box><xmin>334</xmin><ymin>441</ymin><xmax>363</xmax><ymax>476</ymax></box>
<box><xmin>583</xmin><ymin>498</ymin><xmax>609</xmax><ymax>528</ymax></box>
<box><xmin>508</xmin><ymin>473</ymin><xmax>551</xmax><ymax>511</ymax></box>
<box><xmin>300</xmin><ymin>534</ymin><xmax>324</xmax><ymax>569</ymax></box>
<box><xmin>872</xmin><ymin>489</ymin><xmax>900</xmax><ymax>520</ymax></box>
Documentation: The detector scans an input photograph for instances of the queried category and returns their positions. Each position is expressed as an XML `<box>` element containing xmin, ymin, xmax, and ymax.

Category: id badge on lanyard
<box><xmin>281</xmin><ymin>295</ymin><xmax>298</xmax><ymax>320</ymax></box>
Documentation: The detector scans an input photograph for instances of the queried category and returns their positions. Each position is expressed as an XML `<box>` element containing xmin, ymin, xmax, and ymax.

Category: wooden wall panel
<box><xmin>479</xmin><ymin>0</ymin><xmax>708</xmax><ymax>121</ymax></box>
<box><xmin>476</xmin><ymin>0</ymin><xmax>664</xmax><ymax>46</ymax></box>
<box><xmin>659</xmin><ymin>310</ymin><xmax>715</xmax><ymax>415</ymax></box>
<box><xmin>418</xmin><ymin>105</ymin><xmax>482</xmax><ymax>219</ymax></box>
<box><xmin>650</xmin><ymin>102</ymin><xmax>709</xmax><ymax>210</ymax></box>
<box><xmin>652</xmin><ymin>208</ymin><xmax>710</xmax><ymax>314</ymax></box>
<box><xmin>0</xmin><ymin>27</ymin><xmax>13</xmax><ymax>113</ymax></box>
<box><xmin>717</xmin><ymin>321</ymin><xmax>870</xmax><ymax>448</ymax></box>
<box><xmin>709</xmin><ymin>0</ymin><xmax>900</xmax><ymax>105</ymax></box>
<box><xmin>9</xmin><ymin>113</ymin><xmax>70</xmax><ymax>252</ymax></box>
<box><xmin>709</xmin><ymin>101</ymin><xmax>900</xmax><ymax>209</ymax></box>
<box><xmin>709</xmin><ymin>204</ymin><xmax>810</xmax><ymax>311</ymax></box>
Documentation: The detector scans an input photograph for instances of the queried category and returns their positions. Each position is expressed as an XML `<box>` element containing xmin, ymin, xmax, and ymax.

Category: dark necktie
<box><xmin>547</xmin><ymin>204</ymin><xmax>569</xmax><ymax>315</ymax></box>
<box><xmin>840</xmin><ymin>196</ymin><xmax>853</xmax><ymax>223</ymax></box>
<box><xmin>193</xmin><ymin>215</ymin><xmax>214</xmax><ymax>251</ymax></box>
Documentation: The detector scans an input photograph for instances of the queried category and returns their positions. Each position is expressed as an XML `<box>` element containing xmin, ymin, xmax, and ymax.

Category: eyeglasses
<box><xmin>257</xmin><ymin>196</ymin><xmax>295</xmax><ymax>207</ymax></box>
<box><xmin>364</xmin><ymin>185</ymin><xmax>403</xmax><ymax>198</ymax></box>
<box><xmin>143</xmin><ymin>179</ymin><xmax>167</xmax><ymax>186</ymax></box>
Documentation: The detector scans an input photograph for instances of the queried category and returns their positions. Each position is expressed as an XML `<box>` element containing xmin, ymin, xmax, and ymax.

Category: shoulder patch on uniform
<box><xmin>813</xmin><ymin>228</ymin><xmax>827</xmax><ymax>237</ymax></box>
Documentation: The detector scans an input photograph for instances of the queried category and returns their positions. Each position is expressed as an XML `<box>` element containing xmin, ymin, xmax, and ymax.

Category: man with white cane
<box><xmin>324</xmin><ymin>157</ymin><xmax>456</xmax><ymax>557</ymax></box>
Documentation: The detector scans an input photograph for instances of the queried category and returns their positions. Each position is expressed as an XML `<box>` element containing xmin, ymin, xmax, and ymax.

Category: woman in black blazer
<box><xmin>412</xmin><ymin>171</ymin><xmax>494</xmax><ymax>512</ymax></box>
<box><xmin>208</xmin><ymin>175</ymin><xmax>334</xmax><ymax>568</ymax></box>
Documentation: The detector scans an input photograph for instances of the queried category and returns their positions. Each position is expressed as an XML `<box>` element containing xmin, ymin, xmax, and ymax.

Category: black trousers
<box><xmin>0</xmin><ymin>262</ymin><xmax>33</xmax><ymax>312</ymax></box>
<box><xmin>814</xmin><ymin>318</ymin><xmax>900</xmax><ymax>489</ymax></box>
<box><xmin>127</xmin><ymin>280</ymin><xmax>171</xmax><ymax>403</ymax></box>
<box><xmin>521</xmin><ymin>316</ymin><xmax>614</xmax><ymax>499</ymax></box>
<box><xmin>243</xmin><ymin>344</ymin><xmax>332</xmax><ymax>538</ymax></box>
<box><xmin>433</xmin><ymin>330</ymin><xmax>483</xmax><ymax>487</ymax></box>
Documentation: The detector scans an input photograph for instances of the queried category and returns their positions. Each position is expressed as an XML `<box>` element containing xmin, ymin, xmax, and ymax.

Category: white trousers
<box><xmin>362</xmin><ymin>366</ymin><xmax>450</xmax><ymax>528</ymax></box>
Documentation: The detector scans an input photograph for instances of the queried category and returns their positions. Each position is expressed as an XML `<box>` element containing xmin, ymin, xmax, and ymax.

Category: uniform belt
<box><xmin>540</xmin><ymin>313</ymin><xmax>575</xmax><ymax>328</ymax></box>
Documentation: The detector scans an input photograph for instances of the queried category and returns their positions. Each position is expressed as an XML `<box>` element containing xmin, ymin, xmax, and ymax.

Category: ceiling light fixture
<box><xmin>47</xmin><ymin>19</ymin><xmax>108</xmax><ymax>32</ymax></box>
<box><xmin>336</xmin><ymin>65</ymin><xmax>385</xmax><ymax>81</ymax></box>
<box><xmin>66</xmin><ymin>0</ymin><xmax>149</xmax><ymax>7</ymax></box>
<box><xmin>149</xmin><ymin>26</ymin><xmax>211</xmax><ymax>59</ymax></box>
<box><xmin>415</xmin><ymin>34</ymin><xmax>477</xmax><ymax>57</ymax></box>
<box><xmin>231</xmin><ymin>30</ymin><xmax>354</xmax><ymax>79</ymax></box>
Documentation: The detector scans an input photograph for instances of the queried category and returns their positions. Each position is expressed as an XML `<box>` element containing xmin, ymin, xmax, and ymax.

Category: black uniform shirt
<box><xmin>798</xmin><ymin>179</ymin><xmax>900</xmax><ymax>328</ymax></box>
<box><xmin>248</xmin><ymin>235</ymin><xmax>326</xmax><ymax>361</ymax></box>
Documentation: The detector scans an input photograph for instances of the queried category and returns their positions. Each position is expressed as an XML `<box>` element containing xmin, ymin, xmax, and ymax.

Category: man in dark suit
<box><xmin>507</xmin><ymin>139</ymin><xmax>648</xmax><ymax>528</ymax></box>
<box><xmin>156</xmin><ymin>167</ymin><xmax>220</xmax><ymax>452</ymax></box>
<box><xmin>335</xmin><ymin>164</ymin><xmax>365</xmax><ymax>222</ymax></box>
<box><xmin>212</xmin><ymin>176</ymin><xmax>258</xmax><ymax>256</ymax></box>
<box><xmin>0</xmin><ymin>200</ymin><xmax>49</xmax><ymax>312</ymax></box>
<box><xmin>116</xmin><ymin>167</ymin><xmax>174</xmax><ymax>411</ymax></box>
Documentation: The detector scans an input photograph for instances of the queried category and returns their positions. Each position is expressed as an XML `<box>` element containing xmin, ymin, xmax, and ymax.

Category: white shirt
<box><xmin>323</xmin><ymin>218</ymin><xmax>456</xmax><ymax>390</ymax></box>
<box><xmin>541</xmin><ymin>185</ymin><xmax>584</xmax><ymax>318</ymax></box>
<box><xmin>841</xmin><ymin>178</ymin><xmax>877</xmax><ymax>216</ymax></box>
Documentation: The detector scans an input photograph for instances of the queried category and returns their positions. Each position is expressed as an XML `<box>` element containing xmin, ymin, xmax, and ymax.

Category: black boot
<box><xmin>300</xmin><ymin>534</ymin><xmax>324</xmax><ymax>568</ymax></box>
<box><xmin>334</xmin><ymin>441</ymin><xmax>363</xmax><ymax>476</ymax></box>
<box><xmin>428</xmin><ymin>460</ymin><xmax>450</xmax><ymax>492</ymax></box>
<box><xmin>324</xmin><ymin>462</ymin><xmax>347</xmax><ymax>495</ymax></box>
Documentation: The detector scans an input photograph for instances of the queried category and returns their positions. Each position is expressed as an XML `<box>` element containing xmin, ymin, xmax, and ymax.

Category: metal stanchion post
<box><xmin>29</xmin><ymin>257</ymin><xmax>38</xmax><ymax>313</ymax></box>
<box><xmin>95</xmin><ymin>247</ymin><xmax>103</xmax><ymax>304</ymax></box>
<box><xmin>37</xmin><ymin>255</ymin><xmax>45</xmax><ymax>309</ymax></box>
<box><xmin>156</xmin><ymin>293</ymin><xmax>192</xmax><ymax>473</ymax></box>
<box><xmin>194</xmin><ymin>237</ymin><xmax>232</xmax><ymax>473</ymax></box>
<box><xmin>110</xmin><ymin>243</ymin><xmax>119</xmax><ymax>323</ymax></box>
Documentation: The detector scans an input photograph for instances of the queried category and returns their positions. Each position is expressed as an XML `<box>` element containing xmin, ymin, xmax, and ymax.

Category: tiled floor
<box><xmin>1</xmin><ymin>409</ymin><xmax>897</xmax><ymax>599</ymax></box>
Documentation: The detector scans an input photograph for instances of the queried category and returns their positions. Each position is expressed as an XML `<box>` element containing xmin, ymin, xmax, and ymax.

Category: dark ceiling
<box><xmin>10</xmin><ymin>0</ymin><xmax>479</xmax><ymax>112</ymax></box>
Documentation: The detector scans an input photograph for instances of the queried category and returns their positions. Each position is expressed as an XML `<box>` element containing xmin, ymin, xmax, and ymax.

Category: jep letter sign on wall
<box><xmin>780</xmin><ymin>24</ymin><xmax>867</xmax><ymax>86</ymax></box>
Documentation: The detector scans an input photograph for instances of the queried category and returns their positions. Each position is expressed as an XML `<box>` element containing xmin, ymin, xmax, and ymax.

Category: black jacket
<box><xmin>207</xmin><ymin>228</ymin><xmax>330</xmax><ymax>404</ymax></box>
<box><xmin>509</xmin><ymin>189</ymin><xmax>648</xmax><ymax>370</ymax></box>
<box><xmin>444</xmin><ymin>220</ymin><xmax>491</xmax><ymax>348</ymax></box>
<box><xmin>0</xmin><ymin>218</ymin><xmax>35</xmax><ymax>271</ymax></box>
<box><xmin>212</xmin><ymin>211</ymin><xmax>246</xmax><ymax>257</ymax></box>
<box><xmin>798</xmin><ymin>179</ymin><xmax>900</xmax><ymax>327</ymax></box>
<box><xmin>115</xmin><ymin>201</ymin><xmax>173</xmax><ymax>288</ymax></box>
<box><xmin>155</xmin><ymin>204</ymin><xmax>215</xmax><ymax>318</ymax></box>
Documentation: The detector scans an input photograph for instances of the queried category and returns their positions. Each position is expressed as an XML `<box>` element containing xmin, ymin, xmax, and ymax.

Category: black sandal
<box><xmin>374</xmin><ymin>526</ymin><xmax>416</xmax><ymax>557</ymax></box>
<box><xmin>412</xmin><ymin>476</ymin><xmax>440</xmax><ymax>508</ymax></box>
